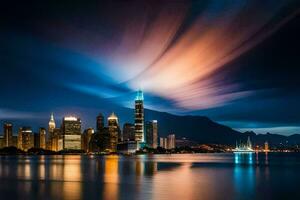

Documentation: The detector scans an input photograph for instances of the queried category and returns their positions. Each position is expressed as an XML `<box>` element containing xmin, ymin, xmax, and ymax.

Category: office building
<box><xmin>159</xmin><ymin>137</ymin><xmax>167</xmax><ymax>149</ymax></box>
<box><xmin>167</xmin><ymin>134</ymin><xmax>176</xmax><ymax>149</ymax></box>
<box><xmin>62</xmin><ymin>116</ymin><xmax>82</xmax><ymax>150</ymax></box>
<box><xmin>83</xmin><ymin>128</ymin><xmax>94</xmax><ymax>152</ymax></box>
<box><xmin>146</xmin><ymin>120</ymin><xmax>158</xmax><ymax>148</ymax></box>
<box><xmin>117</xmin><ymin>141</ymin><xmax>139</xmax><ymax>154</ymax></box>
<box><xmin>18</xmin><ymin>127</ymin><xmax>33</xmax><ymax>151</ymax></box>
<box><xmin>96</xmin><ymin>113</ymin><xmax>104</xmax><ymax>131</ymax></box>
<box><xmin>3</xmin><ymin>123</ymin><xmax>13</xmax><ymax>147</ymax></box>
<box><xmin>48</xmin><ymin>113</ymin><xmax>56</xmax><ymax>150</ymax></box>
<box><xmin>108</xmin><ymin>113</ymin><xmax>119</xmax><ymax>152</ymax></box>
<box><xmin>134</xmin><ymin>90</ymin><xmax>144</xmax><ymax>142</ymax></box>
<box><xmin>39</xmin><ymin>128</ymin><xmax>46</xmax><ymax>149</ymax></box>
<box><xmin>123</xmin><ymin>123</ymin><xmax>135</xmax><ymax>141</ymax></box>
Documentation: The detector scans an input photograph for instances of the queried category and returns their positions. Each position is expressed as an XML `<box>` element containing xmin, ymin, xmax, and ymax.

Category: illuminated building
<box><xmin>39</xmin><ymin>128</ymin><xmax>46</xmax><ymax>149</ymax></box>
<box><xmin>52</xmin><ymin>128</ymin><xmax>62</xmax><ymax>151</ymax></box>
<box><xmin>96</xmin><ymin>113</ymin><xmax>104</xmax><ymax>131</ymax></box>
<box><xmin>146</xmin><ymin>120</ymin><xmax>158</xmax><ymax>148</ymax></box>
<box><xmin>3</xmin><ymin>123</ymin><xmax>13</xmax><ymax>147</ymax></box>
<box><xmin>264</xmin><ymin>141</ymin><xmax>270</xmax><ymax>152</ymax></box>
<box><xmin>0</xmin><ymin>136</ymin><xmax>3</xmax><ymax>148</ymax></box>
<box><xmin>83</xmin><ymin>128</ymin><xmax>94</xmax><ymax>152</ymax></box>
<box><xmin>48</xmin><ymin>113</ymin><xmax>56</xmax><ymax>150</ymax></box>
<box><xmin>123</xmin><ymin>123</ymin><xmax>135</xmax><ymax>141</ymax></box>
<box><xmin>134</xmin><ymin>90</ymin><xmax>144</xmax><ymax>142</ymax></box>
<box><xmin>233</xmin><ymin>136</ymin><xmax>254</xmax><ymax>153</ymax></box>
<box><xmin>18</xmin><ymin>127</ymin><xmax>33</xmax><ymax>151</ymax></box>
<box><xmin>117</xmin><ymin>141</ymin><xmax>138</xmax><ymax>154</ymax></box>
<box><xmin>108</xmin><ymin>113</ymin><xmax>119</xmax><ymax>152</ymax></box>
<box><xmin>62</xmin><ymin>116</ymin><xmax>82</xmax><ymax>150</ymax></box>
<box><xmin>159</xmin><ymin>137</ymin><xmax>167</xmax><ymax>149</ymax></box>
<box><xmin>167</xmin><ymin>134</ymin><xmax>176</xmax><ymax>149</ymax></box>
<box><xmin>49</xmin><ymin>112</ymin><xmax>56</xmax><ymax>132</ymax></box>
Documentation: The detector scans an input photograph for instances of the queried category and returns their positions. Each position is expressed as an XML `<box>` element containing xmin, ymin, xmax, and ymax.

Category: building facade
<box><xmin>39</xmin><ymin>128</ymin><xmax>46</xmax><ymax>149</ymax></box>
<box><xmin>83</xmin><ymin>128</ymin><xmax>94</xmax><ymax>152</ymax></box>
<box><xmin>123</xmin><ymin>123</ymin><xmax>135</xmax><ymax>141</ymax></box>
<box><xmin>146</xmin><ymin>120</ymin><xmax>158</xmax><ymax>148</ymax></box>
<box><xmin>62</xmin><ymin>116</ymin><xmax>82</xmax><ymax>150</ymax></box>
<box><xmin>134</xmin><ymin>90</ymin><xmax>144</xmax><ymax>142</ymax></box>
<box><xmin>96</xmin><ymin>113</ymin><xmax>104</xmax><ymax>131</ymax></box>
<box><xmin>3</xmin><ymin>123</ymin><xmax>13</xmax><ymax>147</ymax></box>
<box><xmin>167</xmin><ymin>134</ymin><xmax>176</xmax><ymax>149</ymax></box>
<box><xmin>108</xmin><ymin>113</ymin><xmax>119</xmax><ymax>152</ymax></box>
<box><xmin>18</xmin><ymin>127</ymin><xmax>33</xmax><ymax>151</ymax></box>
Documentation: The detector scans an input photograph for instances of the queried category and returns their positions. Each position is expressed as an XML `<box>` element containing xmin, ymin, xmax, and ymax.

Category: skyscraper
<box><xmin>134</xmin><ymin>90</ymin><xmax>144</xmax><ymax>142</ymax></box>
<box><xmin>62</xmin><ymin>116</ymin><xmax>82</xmax><ymax>150</ymax></box>
<box><xmin>49</xmin><ymin>113</ymin><xmax>56</xmax><ymax>132</ymax></box>
<box><xmin>96</xmin><ymin>113</ymin><xmax>104</xmax><ymax>131</ymax></box>
<box><xmin>18</xmin><ymin>127</ymin><xmax>33</xmax><ymax>151</ymax></box>
<box><xmin>167</xmin><ymin>134</ymin><xmax>176</xmax><ymax>149</ymax></box>
<box><xmin>48</xmin><ymin>113</ymin><xmax>56</xmax><ymax>150</ymax></box>
<box><xmin>123</xmin><ymin>123</ymin><xmax>135</xmax><ymax>141</ymax></box>
<box><xmin>3</xmin><ymin>123</ymin><xmax>13</xmax><ymax>147</ymax></box>
<box><xmin>146</xmin><ymin>120</ymin><xmax>158</xmax><ymax>148</ymax></box>
<box><xmin>159</xmin><ymin>137</ymin><xmax>167</xmax><ymax>149</ymax></box>
<box><xmin>108</xmin><ymin>113</ymin><xmax>119</xmax><ymax>152</ymax></box>
<box><xmin>39</xmin><ymin>128</ymin><xmax>46</xmax><ymax>149</ymax></box>
<box><xmin>83</xmin><ymin>128</ymin><xmax>94</xmax><ymax>152</ymax></box>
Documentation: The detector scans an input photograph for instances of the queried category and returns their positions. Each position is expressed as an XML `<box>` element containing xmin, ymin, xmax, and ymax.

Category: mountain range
<box><xmin>145</xmin><ymin>109</ymin><xmax>300</xmax><ymax>146</ymax></box>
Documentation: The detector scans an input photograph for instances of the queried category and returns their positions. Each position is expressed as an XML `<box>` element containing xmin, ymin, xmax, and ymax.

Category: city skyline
<box><xmin>1</xmin><ymin>1</ymin><xmax>300</xmax><ymax>136</ymax></box>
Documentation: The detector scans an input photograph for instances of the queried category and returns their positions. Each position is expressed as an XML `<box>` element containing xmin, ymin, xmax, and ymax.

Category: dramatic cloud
<box><xmin>37</xmin><ymin>0</ymin><xmax>299</xmax><ymax>110</ymax></box>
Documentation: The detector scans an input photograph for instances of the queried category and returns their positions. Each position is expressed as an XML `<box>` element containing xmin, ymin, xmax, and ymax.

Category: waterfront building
<box><xmin>3</xmin><ymin>123</ymin><xmax>13</xmax><ymax>147</ymax></box>
<box><xmin>167</xmin><ymin>134</ymin><xmax>176</xmax><ymax>149</ymax></box>
<box><xmin>0</xmin><ymin>136</ymin><xmax>4</xmax><ymax>148</ymax></box>
<box><xmin>83</xmin><ymin>128</ymin><xmax>94</xmax><ymax>152</ymax></box>
<box><xmin>48</xmin><ymin>113</ymin><xmax>56</xmax><ymax>150</ymax></box>
<box><xmin>96</xmin><ymin>113</ymin><xmax>104</xmax><ymax>131</ymax></box>
<box><xmin>146</xmin><ymin>120</ymin><xmax>158</xmax><ymax>148</ymax></box>
<box><xmin>39</xmin><ymin>128</ymin><xmax>46</xmax><ymax>149</ymax></box>
<box><xmin>62</xmin><ymin>116</ymin><xmax>82</xmax><ymax>150</ymax></box>
<box><xmin>108</xmin><ymin>113</ymin><xmax>119</xmax><ymax>152</ymax></box>
<box><xmin>123</xmin><ymin>123</ymin><xmax>135</xmax><ymax>141</ymax></box>
<box><xmin>159</xmin><ymin>137</ymin><xmax>167</xmax><ymax>149</ymax></box>
<box><xmin>18</xmin><ymin>127</ymin><xmax>33</xmax><ymax>151</ymax></box>
<box><xmin>134</xmin><ymin>90</ymin><xmax>144</xmax><ymax>142</ymax></box>
<box><xmin>117</xmin><ymin>141</ymin><xmax>139</xmax><ymax>154</ymax></box>
<box><xmin>51</xmin><ymin>128</ymin><xmax>62</xmax><ymax>151</ymax></box>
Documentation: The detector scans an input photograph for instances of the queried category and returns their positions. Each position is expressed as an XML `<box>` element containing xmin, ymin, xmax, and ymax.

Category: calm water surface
<box><xmin>0</xmin><ymin>153</ymin><xmax>299</xmax><ymax>200</ymax></box>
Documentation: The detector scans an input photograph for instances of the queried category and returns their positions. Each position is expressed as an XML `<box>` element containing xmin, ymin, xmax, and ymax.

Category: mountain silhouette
<box><xmin>145</xmin><ymin>109</ymin><xmax>300</xmax><ymax>146</ymax></box>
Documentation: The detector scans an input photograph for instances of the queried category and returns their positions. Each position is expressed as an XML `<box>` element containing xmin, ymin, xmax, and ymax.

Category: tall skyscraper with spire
<box><xmin>47</xmin><ymin>113</ymin><xmax>56</xmax><ymax>150</ymax></box>
<box><xmin>48</xmin><ymin>113</ymin><xmax>56</xmax><ymax>132</ymax></box>
<box><xmin>134</xmin><ymin>90</ymin><xmax>144</xmax><ymax>142</ymax></box>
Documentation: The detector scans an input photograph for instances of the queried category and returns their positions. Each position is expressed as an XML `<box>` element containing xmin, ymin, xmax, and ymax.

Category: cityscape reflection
<box><xmin>0</xmin><ymin>154</ymin><xmax>299</xmax><ymax>199</ymax></box>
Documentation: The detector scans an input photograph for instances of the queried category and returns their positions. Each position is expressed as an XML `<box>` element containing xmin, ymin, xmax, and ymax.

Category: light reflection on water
<box><xmin>0</xmin><ymin>153</ymin><xmax>300</xmax><ymax>200</ymax></box>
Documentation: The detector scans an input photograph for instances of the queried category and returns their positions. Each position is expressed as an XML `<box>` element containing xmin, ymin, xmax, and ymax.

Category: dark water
<box><xmin>0</xmin><ymin>153</ymin><xmax>299</xmax><ymax>200</ymax></box>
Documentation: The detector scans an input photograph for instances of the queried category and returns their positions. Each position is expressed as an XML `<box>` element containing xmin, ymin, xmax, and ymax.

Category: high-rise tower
<box><xmin>108</xmin><ymin>113</ymin><xmax>119</xmax><ymax>152</ymax></box>
<box><xmin>96</xmin><ymin>113</ymin><xmax>104</xmax><ymax>131</ymax></box>
<box><xmin>134</xmin><ymin>90</ymin><xmax>144</xmax><ymax>142</ymax></box>
<box><xmin>62</xmin><ymin>116</ymin><xmax>82</xmax><ymax>150</ymax></box>
<box><xmin>146</xmin><ymin>120</ymin><xmax>158</xmax><ymax>148</ymax></box>
<box><xmin>48</xmin><ymin>113</ymin><xmax>56</xmax><ymax>132</ymax></box>
<box><xmin>3</xmin><ymin>123</ymin><xmax>13</xmax><ymax>147</ymax></box>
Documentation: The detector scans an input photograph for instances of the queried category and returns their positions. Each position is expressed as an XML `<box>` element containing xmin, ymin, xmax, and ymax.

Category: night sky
<box><xmin>1</xmin><ymin>0</ymin><xmax>300</xmax><ymax>135</ymax></box>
